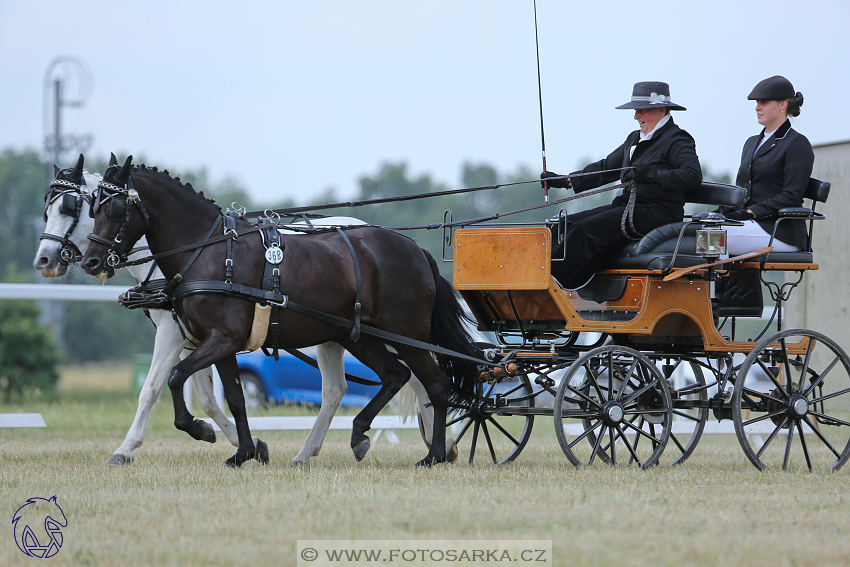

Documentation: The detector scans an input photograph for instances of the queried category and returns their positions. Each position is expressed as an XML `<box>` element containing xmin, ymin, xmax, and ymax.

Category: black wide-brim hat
<box><xmin>615</xmin><ymin>81</ymin><xmax>686</xmax><ymax>111</ymax></box>
<box><xmin>748</xmin><ymin>75</ymin><xmax>795</xmax><ymax>101</ymax></box>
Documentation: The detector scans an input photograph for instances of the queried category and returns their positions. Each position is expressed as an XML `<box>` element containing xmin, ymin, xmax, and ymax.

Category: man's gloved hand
<box><xmin>632</xmin><ymin>165</ymin><xmax>660</xmax><ymax>184</ymax></box>
<box><xmin>540</xmin><ymin>171</ymin><xmax>571</xmax><ymax>189</ymax></box>
<box><xmin>723</xmin><ymin>209</ymin><xmax>755</xmax><ymax>221</ymax></box>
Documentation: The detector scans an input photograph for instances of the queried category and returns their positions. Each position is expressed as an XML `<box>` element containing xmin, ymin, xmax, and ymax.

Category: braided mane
<box><xmin>132</xmin><ymin>164</ymin><xmax>222</xmax><ymax>212</ymax></box>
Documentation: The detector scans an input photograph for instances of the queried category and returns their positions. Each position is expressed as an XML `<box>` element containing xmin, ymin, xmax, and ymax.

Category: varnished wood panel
<box><xmin>453</xmin><ymin>228</ymin><xmax>551</xmax><ymax>290</ymax></box>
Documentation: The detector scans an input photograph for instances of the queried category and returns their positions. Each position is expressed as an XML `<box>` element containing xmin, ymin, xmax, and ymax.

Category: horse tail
<box><xmin>423</xmin><ymin>249</ymin><xmax>481</xmax><ymax>407</ymax></box>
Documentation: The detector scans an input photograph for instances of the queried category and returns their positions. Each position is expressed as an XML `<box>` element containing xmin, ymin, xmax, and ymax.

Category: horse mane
<box><xmin>132</xmin><ymin>164</ymin><xmax>222</xmax><ymax>213</ymax></box>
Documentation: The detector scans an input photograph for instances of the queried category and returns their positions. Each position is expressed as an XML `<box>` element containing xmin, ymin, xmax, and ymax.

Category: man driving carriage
<box><xmin>541</xmin><ymin>81</ymin><xmax>702</xmax><ymax>289</ymax></box>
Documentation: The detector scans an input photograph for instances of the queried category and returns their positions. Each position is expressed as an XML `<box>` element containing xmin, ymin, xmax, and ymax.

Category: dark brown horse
<box><xmin>81</xmin><ymin>155</ymin><xmax>479</xmax><ymax>467</ymax></box>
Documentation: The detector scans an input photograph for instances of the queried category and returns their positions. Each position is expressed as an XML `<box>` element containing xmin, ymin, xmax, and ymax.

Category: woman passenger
<box><xmin>719</xmin><ymin>76</ymin><xmax>813</xmax><ymax>254</ymax></box>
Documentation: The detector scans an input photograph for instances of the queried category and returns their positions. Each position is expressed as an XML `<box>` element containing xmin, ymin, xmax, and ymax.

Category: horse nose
<box><xmin>83</xmin><ymin>256</ymin><xmax>102</xmax><ymax>275</ymax></box>
<box><xmin>35</xmin><ymin>256</ymin><xmax>50</xmax><ymax>269</ymax></box>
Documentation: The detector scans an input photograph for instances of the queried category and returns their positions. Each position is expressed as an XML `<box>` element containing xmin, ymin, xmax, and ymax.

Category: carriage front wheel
<box><xmin>553</xmin><ymin>345</ymin><xmax>672</xmax><ymax>469</ymax></box>
<box><xmin>732</xmin><ymin>329</ymin><xmax>850</xmax><ymax>472</ymax></box>
<box><xmin>420</xmin><ymin>374</ymin><xmax>535</xmax><ymax>465</ymax></box>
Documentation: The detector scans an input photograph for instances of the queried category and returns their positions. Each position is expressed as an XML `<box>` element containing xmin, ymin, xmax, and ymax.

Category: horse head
<box><xmin>81</xmin><ymin>154</ymin><xmax>145</xmax><ymax>279</ymax></box>
<box><xmin>33</xmin><ymin>154</ymin><xmax>100</xmax><ymax>278</ymax></box>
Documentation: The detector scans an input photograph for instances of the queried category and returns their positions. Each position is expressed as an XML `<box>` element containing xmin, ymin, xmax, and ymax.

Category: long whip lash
<box><xmin>534</xmin><ymin>0</ymin><xmax>549</xmax><ymax>203</ymax></box>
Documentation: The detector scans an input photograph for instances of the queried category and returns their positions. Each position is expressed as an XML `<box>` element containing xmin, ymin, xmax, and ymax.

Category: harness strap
<box><xmin>336</xmin><ymin>227</ymin><xmax>362</xmax><ymax>342</ymax></box>
<box><xmin>160</xmin><ymin>216</ymin><xmax>224</xmax><ymax>298</ymax></box>
<box><xmin>169</xmin><ymin>280</ymin><xmax>496</xmax><ymax>368</ymax></box>
<box><xmin>283</xmin><ymin>348</ymin><xmax>381</xmax><ymax>386</ymax></box>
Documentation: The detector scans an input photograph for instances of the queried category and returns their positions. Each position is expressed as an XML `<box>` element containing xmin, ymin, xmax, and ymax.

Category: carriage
<box><xmin>435</xmin><ymin>177</ymin><xmax>850</xmax><ymax>472</ymax></box>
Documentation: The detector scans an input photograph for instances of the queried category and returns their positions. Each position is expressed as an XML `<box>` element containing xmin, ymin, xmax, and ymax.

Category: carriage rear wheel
<box><xmin>554</xmin><ymin>346</ymin><xmax>672</xmax><ymax>469</ymax></box>
<box><xmin>732</xmin><ymin>329</ymin><xmax>850</xmax><ymax>472</ymax></box>
<box><xmin>420</xmin><ymin>374</ymin><xmax>535</xmax><ymax>465</ymax></box>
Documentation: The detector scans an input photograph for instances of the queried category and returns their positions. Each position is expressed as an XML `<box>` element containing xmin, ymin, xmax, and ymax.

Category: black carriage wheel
<box><xmin>553</xmin><ymin>346</ymin><xmax>672</xmax><ymax>469</ymax></box>
<box><xmin>732</xmin><ymin>329</ymin><xmax>850</xmax><ymax>472</ymax></box>
<box><xmin>661</xmin><ymin>359</ymin><xmax>709</xmax><ymax>466</ymax></box>
<box><xmin>419</xmin><ymin>375</ymin><xmax>535</xmax><ymax>465</ymax></box>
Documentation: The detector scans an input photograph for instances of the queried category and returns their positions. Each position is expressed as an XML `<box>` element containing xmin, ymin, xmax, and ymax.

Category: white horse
<box><xmin>34</xmin><ymin>158</ymin><xmax>452</xmax><ymax>466</ymax></box>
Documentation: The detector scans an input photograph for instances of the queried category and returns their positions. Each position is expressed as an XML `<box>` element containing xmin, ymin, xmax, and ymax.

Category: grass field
<box><xmin>2</xmin><ymin>368</ymin><xmax>850</xmax><ymax>566</ymax></box>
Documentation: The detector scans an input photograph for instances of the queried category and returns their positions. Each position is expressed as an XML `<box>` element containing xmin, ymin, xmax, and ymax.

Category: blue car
<box><xmin>236</xmin><ymin>348</ymin><xmax>382</xmax><ymax>409</ymax></box>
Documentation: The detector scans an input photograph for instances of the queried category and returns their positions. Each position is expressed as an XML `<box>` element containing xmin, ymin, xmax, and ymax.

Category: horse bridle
<box><xmin>40</xmin><ymin>177</ymin><xmax>92</xmax><ymax>265</ymax></box>
<box><xmin>87</xmin><ymin>172</ymin><xmax>151</xmax><ymax>268</ymax></box>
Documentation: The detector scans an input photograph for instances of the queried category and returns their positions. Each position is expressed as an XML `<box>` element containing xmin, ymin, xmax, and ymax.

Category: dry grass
<box><xmin>2</xmin><ymin>390</ymin><xmax>850</xmax><ymax>567</ymax></box>
<box><xmin>59</xmin><ymin>362</ymin><xmax>132</xmax><ymax>391</ymax></box>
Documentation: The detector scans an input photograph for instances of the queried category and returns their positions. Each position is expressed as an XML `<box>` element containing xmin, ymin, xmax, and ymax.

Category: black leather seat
<box><xmin>608</xmin><ymin>179</ymin><xmax>827</xmax><ymax>270</ymax></box>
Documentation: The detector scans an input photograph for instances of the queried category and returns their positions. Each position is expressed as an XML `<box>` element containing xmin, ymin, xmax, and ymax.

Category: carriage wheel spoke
<box><xmin>588</xmin><ymin>425</ymin><xmax>606</xmax><ymax>466</ymax></box>
<box><xmin>804</xmin><ymin>355</ymin><xmax>841</xmax><ymax>395</ymax></box>
<box><xmin>756</xmin><ymin>358</ymin><xmax>788</xmax><ymax>397</ymax></box>
<box><xmin>615</xmin><ymin>425</ymin><xmax>642</xmax><ymax>467</ymax></box>
<box><xmin>743</xmin><ymin>408</ymin><xmax>788</xmax><ymax>428</ymax></box>
<box><xmin>670</xmin><ymin>432</ymin><xmax>686</xmax><ymax>454</ymax></box>
<box><xmin>497</xmin><ymin>382</ymin><xmax>526</xmax><ymax>397</ymax></box>
<box><xmin>606</xmin><ymin>352</ymin><xmax>614</xmax><ymax>399</ymax></box>
<box><xmin>608</xmin><ymin>426</ymin><xmax>616</xmax><ymax>466</ymax></box>
<box><xmin>803</xmin><ymin>415</ymin><xmax>843</xmax><ymax>459</ymax></box>
<box><xmin>649</xmin><ymin>422</ymin><xmax>659</xmax><ymax>451</ymax></box>
<box><xmin>468</xmin><ymin>421</ymin><xmax>480</xmax><ymax>464</ymax></box>
<box><xmin>564</xmin><ymin>383</ymin><xmax>602</xmax><ymax>409</ymax></box>
<box><xmin>809</xmin><ymin>388</ymin><xmax>850</xmax><ymax>407</ymax></box>
<box><xmin>808</xmin><ymin>410</ymin><xmax>850</xmax><ymax>428</ymax></box>
<box><xmin>797</xmin><ymin>339</ymin><xmax>816</xmax><ymax>394</ymax></box>
<box><xmin>741</xmin><ymin>386</ymin><xmax>786</xmax><ymax>406</ymax></box>
<box><xmin>756</xmin><ymin>418</ymin><xmax>787</xmax><ymax>459</ymax></box>
<box><xmin>614</xmin><ymin>360</ymin><xmax>638</xmax><ymax>401</ymax></box>
<box><xmin>621</xmin><ymin>419</ymin><xmax>663</xmax><ymax>445</ymax></box>
<box><xmin>567</xmin><ymin>419</ymin><xmax>603</xmax><ymax>449</ymax></box>
<box><xmin>672</xmin><ymin>409</ymin><xmax>701</xmax><ymax>422</ymax></box>
<box><xmin>453</xmin><ymin>416</ymin><xmax>473</xmax><ymax>444</ymax></box>
<box><xmin>487</xmin><ymin>416</ymin><xmax>521</xmax><ymax>447</ymax></box>
<box><xmin>585</xmin><ymin>362</ymin><xmax>607</xmax><ymax>404</ymax></box>
<box><xmin>796</xmin><ymin>421</ymin><xmax>813</xmax><ymax>471</ymax></box>
<box><xmin>782</xmin><ymin>422</ymin><xmax>795</xmax><ymax>471</ymax></box>
<box><xmin>447</xmin><ymin>412</ymin><xmax>471</xmax><ymax>428</ymax></box>
<box><xmin>780</xmin><ymin>338</ymin><xmax>795</xmax><ymax>393</ymax></box>
<box><xmin>621</xmin><ymin>378</ymin><xmax>658</xmax><ymax>407</ymax></box>
<box><xmin>481</xmin><ymin>421</ymin><xmax>498</xmax><ymax>464</ymax></box>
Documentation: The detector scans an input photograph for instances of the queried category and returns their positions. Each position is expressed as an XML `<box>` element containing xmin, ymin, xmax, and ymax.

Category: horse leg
<box><xmin>291</xmin><ymin>342</ymin><xmax>346</xmax><ymax>466</ymax></box>
<box><xmin>215</xmin><ymin>354</ymin><xmax>265</xmax><ymax>466</ymax></box>
<box><xmin>405</xmin><ymin>372</ymin><xmax>458</xmax><ymax>463</ymax></box>
<box><xmin>107</xmin><ymin>310</ymin><xmax>188</xmax><ymax>465</ymax></box>
<box><xmin>342</xmin><ymin>337</ymin><xmax>412</xmax><ymax>462</ymax></box>
<box><xmin>167</xmin><ymin>336</ymin><xmax>255</xmax><ymax>466</ymax></box>
<box><xmin>189</xmin><ymin>354</ymin><xmax>238</xmax><ymax>447</ymax></box>
<box><xmin>395</xmin><ymin>347</ymin><xmax>452</xmax><ymax>467</ymax></box>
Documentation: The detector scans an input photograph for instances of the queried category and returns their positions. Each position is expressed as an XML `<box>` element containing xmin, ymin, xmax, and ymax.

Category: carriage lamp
<box><xmin>693</xmin><ymin>212</ymin><xmax>728</xmax><ymax>299</ymax></box>
<box><xmin>694</xmin><ymin>212</ymin><xmax>727</xmax><ymax>259</ymax></box>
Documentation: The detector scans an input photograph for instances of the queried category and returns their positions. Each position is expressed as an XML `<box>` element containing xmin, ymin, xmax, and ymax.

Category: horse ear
<box><xmin>68</xmin><ymin>154</ymin><xmax>85</xmax><ymax>184</ymax></box>
<box><xmin>115</xmin><ymin>155</ymin><xmax>134</xmax><ymax>184</ymax></box>
<box><xmin>53</xmin><ymin>165</ymin><xmax>60</xmax><ymax>178</ymax></box>
<box><xmin>108</xmin><ymin>153</ymin><xmax>118</xmax><ymax>168</ymax></box>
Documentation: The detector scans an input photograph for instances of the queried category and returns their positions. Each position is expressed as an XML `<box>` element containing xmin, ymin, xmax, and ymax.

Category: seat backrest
<box><xmin>685</xmin><ymin>182</ymin><xmax>748</xmax><ymax>208</ymax></box>
<box><xmin>805</xmin><ymin>178</ymin><xmax>830</xmax><ymax>203</ymax></box>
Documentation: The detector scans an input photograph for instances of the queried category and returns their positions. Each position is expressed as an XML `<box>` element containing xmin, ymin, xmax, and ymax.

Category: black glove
<box><xmin>632</xmin><ymin>165</ymin><xmax>660</xmax><ymax>184</ymax></box>
<box><xmin>723</xmin><ymin>209</ymin><xmax>755</xmax><ymax>221</ymax></box>
<box><xmin>540</xmin><ymin>171</ymin><xmax>570</xmax><ymax>189</ymax></box>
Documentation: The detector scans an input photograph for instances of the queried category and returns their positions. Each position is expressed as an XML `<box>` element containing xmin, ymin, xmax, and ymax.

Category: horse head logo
<box><xmin>12</xmin><ymin>496</ymin><xmax>68</xmax><ymax>559</ymax></box>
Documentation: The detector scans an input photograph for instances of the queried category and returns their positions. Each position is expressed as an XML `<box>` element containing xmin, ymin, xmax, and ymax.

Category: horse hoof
<box><xmin>446</xmin><ymin>438</ymin><xmax>458</xmax><ymax>464</ymax></box>
<box><xmin>416</xmin><ymin>455</ymin><xmax>446</xmax><ymax>467</ymax></box>
<box><xmin>193</xmin><ymin>420</ymin><xmax>217</xmax><ymax>443</ymax></box>
<box><xmin>290</xmin><ymin>458</ymin><xmax>308</xmax><ymax>467</ymax></box>
<box><xmin>106</xmin><ymin>453</ymin><xmax>134</xmax><ymax>466</ymax></box>
<box><xmin>254</xmin><ymin>439</ymin><xmax>269</xmax><ymax>465</ymax></box>
<box><xmin>352</xmin><ymin>438</ymin><xmax>371</xmax><ymax>462</ymax></box>
<box><xmin>225</xmin><ymin>455</ymin><xmax>243</xmax><ymax>468</ymax></box>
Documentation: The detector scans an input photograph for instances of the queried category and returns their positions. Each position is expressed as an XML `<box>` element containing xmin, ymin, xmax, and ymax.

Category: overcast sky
<box><xmin>2</xmin><ymin>0</ymin><xmax>848</xmax><ymax>205</ymax></box>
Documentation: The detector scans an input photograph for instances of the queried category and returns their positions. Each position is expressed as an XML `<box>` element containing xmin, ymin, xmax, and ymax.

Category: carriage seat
<box><xmin>608</xmin><ymin>178</ymin><xmax>829</xmax><ymax>270</ymax></box>
<box><xmin>610</xmin><ymin>182</ymin><xmax>747</xmax><ymax>270</ymax></box>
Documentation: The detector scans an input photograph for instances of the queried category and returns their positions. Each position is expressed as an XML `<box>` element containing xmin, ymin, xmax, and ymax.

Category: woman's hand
<box><xmin>540</xmin><ymin>171</ymin><xmax>571</xmax><ymax>189</ymax></box>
